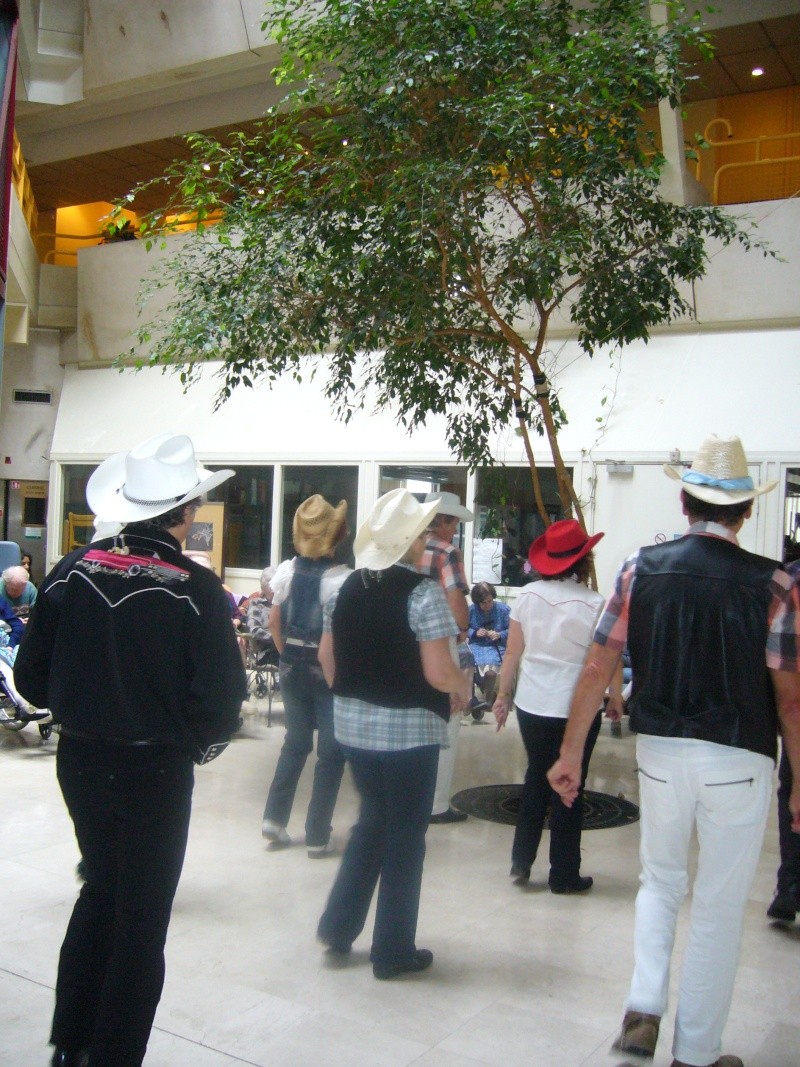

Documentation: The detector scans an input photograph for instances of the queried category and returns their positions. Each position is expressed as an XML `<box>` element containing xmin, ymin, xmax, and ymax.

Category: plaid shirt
<box><xmin>418</xmin><ymin>535</ymin><xmax>469</xmax><ymax>595</ymax></box>
<box><xmin>594</xmin><ymin>522</ymin><xmax>800</xmax><ymax>672</ymax></box>
<box><xmin>418</xmin><ymin>533</ymin><xmax>471</xmax><ymax>667</ymax></box>
<box><xmin>323</xmin><ymin>565</ymin><xmax>456</xmax><ymax>751</ymax></box>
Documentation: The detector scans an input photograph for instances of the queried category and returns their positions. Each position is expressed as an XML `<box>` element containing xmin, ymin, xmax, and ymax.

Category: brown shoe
<box><xmin>670</xmin><ymin>1058</ymin><xmax>743</xmax><ymax>1067</ymax></box>
<box><xmin>612</xmin><ymin>1011</ymin><xmax>660</xmax><ymax>1058</ymax></box>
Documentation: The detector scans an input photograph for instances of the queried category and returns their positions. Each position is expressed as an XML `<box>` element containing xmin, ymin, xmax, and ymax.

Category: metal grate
<box><xmin>12</xmin><ymin>390</ymin><xmax>52</xmax><ymax>405</ymax></box>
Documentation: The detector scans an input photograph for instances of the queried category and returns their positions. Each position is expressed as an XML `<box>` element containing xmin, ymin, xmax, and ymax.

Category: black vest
<box><xmin>627</xmin><ymin>534</ymin><xmax>779</xmax><ymax>761</ymax></box>
<box><xmin>331</xmin><ymin>567</ymin><xmax>450</xmax><ymax>721</ymax></box>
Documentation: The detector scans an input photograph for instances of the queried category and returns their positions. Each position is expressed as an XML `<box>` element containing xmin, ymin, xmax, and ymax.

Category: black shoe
<box><xmin>767</xmin><ymin>890</ymin><xmax>798</xmax><ymax>922</ymax></box>
<box><xmin>510</xmin><ymin>865</ymin><xmax>530</xmax><ymax>886</ymax></box>
<box><xmin>429</xmin><ymin>808</ymin><xmax>468</xmax><ymax>825</ymax></box>
<box><xmin>549</xmin><ymin>875</ymin><xmax>593</xmax><ymax>895</ymax></box>
<box><xmin>318</xmin><ymin>936</ymin><xmax>352</xmax><ymax>956</ymax></box>
<box><xmin>51</xmin><ymin>1050</ymin><xmax>89</xmax><ymax>1067</ymax></box>
<box><xmin>373</xmin><ymin>948</ymin><xmax>433</xmax><ymax>980</ymax></box>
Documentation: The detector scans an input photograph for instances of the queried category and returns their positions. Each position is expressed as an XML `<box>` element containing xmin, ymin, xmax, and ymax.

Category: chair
<box><xmin>67</xmin><ymin>513</ymin><xmax>95</xmax><ymax>551</ymax></box>
<box><xmin>0</xmin><ymin>542</ymin><xmax>21</xmax><ymax>572</ymax></box>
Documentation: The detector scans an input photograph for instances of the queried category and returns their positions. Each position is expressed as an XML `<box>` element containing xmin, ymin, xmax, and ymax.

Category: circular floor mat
<box><xmin>450</xmin><ymin>784</ymin><xmax>639</xmax><ymax>830</ymax></box>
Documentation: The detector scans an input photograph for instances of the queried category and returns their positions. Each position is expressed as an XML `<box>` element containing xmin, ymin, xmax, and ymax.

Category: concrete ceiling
<box><xmin>17</xmin><ymin>13</ymin><xmax>800</xmax><ymax>213</ymax></box>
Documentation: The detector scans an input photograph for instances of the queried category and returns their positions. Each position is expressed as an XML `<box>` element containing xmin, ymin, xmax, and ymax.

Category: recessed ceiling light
<box><xmin>751</xmin><ymin>66</ymin><xmax>764</xmax><ymax>77</ymax></box>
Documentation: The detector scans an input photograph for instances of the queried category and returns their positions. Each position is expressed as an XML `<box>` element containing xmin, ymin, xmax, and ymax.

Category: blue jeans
<box><xmin>317</xmin><ymin>743</ymin><xmax>438</xmax><ymax>966</ymax></box>
<box><xmin>52</xmin><ymin>737</ymin><xmax>194</xmax><ymax>1066</ymax></box>
<box><xmin>512</xmin><ymin>709</ymin><xmax>601</xmax><ymax>884</ymax></box>
<box><xmin>263</xmin><ymin>660</ymin><xmax>344</xmax><ymax>846</ymax></box>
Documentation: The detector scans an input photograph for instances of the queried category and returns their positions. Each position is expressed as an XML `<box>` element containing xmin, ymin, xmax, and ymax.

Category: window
<box><xmin>23</xmin><ymin>496</ymin><xmax>46</xmax><ymax>525</ymax></box>
<box><xmin>784</xmin><ymin>467</ymin><xmax>800</xmax><ymax>566</ymax></box>
<box><xmin>206</xmin><ymin>466</ymin><xmax>274</xmax><ymax>571</ymax></box>
<box><xmin>280</xmin><ymin>466</ymin><xmax>359</xmax><ymax>565</ymax></box>
<box><xmin>60</xmin><ymin>464</ymin><xmax>98</xmax><ymax>554</ymax></box>
<box><xmin>378</xmin><ymin>464</ymin><xmax>469</xmax><ymax>550</ymax></box>
<box><xmin>473</xmin><ymin>466</ymin><xmax>570</xmax><ymax>586</ymax></box>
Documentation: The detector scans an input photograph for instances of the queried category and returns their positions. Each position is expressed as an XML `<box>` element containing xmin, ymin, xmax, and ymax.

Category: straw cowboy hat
<box><xmin>528</xmin><ymin>519</ymin><xmax>604</xmax><ymax>577</ymax></box>
<box><xmin>664</xmin><ymin>434</ymin><xmax>777</xmax><ymax>505</ymax></box>
<box><xmin>87</xmin><ymin>432</ymin><xmax>234</xmax><ymax>524</ymax></box>
<box><xmin>293</xmin><ymin>495</ymin><xmax>348</xmax><ymax>559</ymax></box>
<box><xmin>355</xmin><ymin>489</ymin><xmax>440</xmax><ymax>571</ymax></box>
<box><xmin>424</xmin><ymin>491</ymin><xmax>474</xmax><ymax>523</ymax></box>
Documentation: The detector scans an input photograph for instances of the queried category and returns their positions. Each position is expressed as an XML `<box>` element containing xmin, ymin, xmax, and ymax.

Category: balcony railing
<box><xmin>697</xmin><ymin>119</ymin><xmax>800</xmax><ymax>206</ymax></box>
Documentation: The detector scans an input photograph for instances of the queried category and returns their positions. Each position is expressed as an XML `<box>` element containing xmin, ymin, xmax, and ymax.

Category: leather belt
<box><xmin>59</xmin><ymin>726</ymin><xmax>166</xmax><ymax>747</ymax></box>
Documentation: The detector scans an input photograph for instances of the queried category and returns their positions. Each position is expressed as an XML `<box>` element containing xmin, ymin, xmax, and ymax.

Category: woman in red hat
<box><xmin>493</xmin><ymin>520</ymin><xmax>622</xmax><ymax>893</ymax></box>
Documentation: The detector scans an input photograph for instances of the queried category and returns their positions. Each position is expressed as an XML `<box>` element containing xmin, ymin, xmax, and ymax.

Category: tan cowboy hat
<box><xmin>528</xmin><ymin>519</ymin><xmax>604</xmax><ymax>576</ymax></box>
<box><xmin>424</xmin><ymin>490</ymin><xmax>474</xmax><ymax>523</ymax></box>
<box><xmin>87</xmin><ymin>432</ymin><xmax>234</xmax><ymax>524</ymax></box>
<box><xmin>293</xmin><ymin>495</ymin><xmax>348</xmax><ymax>559</ymax></box>
<box><xmin>355</xmin><ymin>489</ymin><xmax>440</xmax><ymax>570</ymax></box>
<box><xmin>664</xmin><ymin>434</ymin><xmax>777</xmax><ymax>505</ymax></box>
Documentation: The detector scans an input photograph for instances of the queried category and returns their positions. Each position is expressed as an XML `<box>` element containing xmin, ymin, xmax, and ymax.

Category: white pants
<box><xmin>431</xmin><ymin>711</ymin><xmax>462</xmax><ymax>816</ymax></box>
<box><xmin>627</xmin><ymin>737</ymin><xmax>773</xmax><ymax>1067</ymax></box>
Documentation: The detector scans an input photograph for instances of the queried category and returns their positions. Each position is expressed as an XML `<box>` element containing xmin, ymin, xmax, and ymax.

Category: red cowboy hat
<box><xmin>527</xmin><ymin>519</ymin><xmax>604</xmax><ymax>576</ymax></box>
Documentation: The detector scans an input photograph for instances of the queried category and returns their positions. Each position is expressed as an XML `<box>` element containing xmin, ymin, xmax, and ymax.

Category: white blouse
<box><xmin>510</xmin><ymin>578</ymin><xmax>604</xmax><ymax>719</ymax></box>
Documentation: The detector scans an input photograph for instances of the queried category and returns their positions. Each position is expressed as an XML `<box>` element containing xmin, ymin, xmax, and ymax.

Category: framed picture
<box><xmin>184</xmin><ymin>502</ymin><xmax>226</xmax><ymax>575</ymax></box>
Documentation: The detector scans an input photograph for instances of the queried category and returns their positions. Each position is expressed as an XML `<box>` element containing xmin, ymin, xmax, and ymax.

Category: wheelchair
<box><xmin>244</xmin><ymin>635</ymin><xmax>280</xmax><ymax>725</ymax></box>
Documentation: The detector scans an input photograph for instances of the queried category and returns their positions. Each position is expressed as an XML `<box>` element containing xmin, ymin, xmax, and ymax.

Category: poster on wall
<box><xmin>472</xmin><ymin>538</ymin><xmax>503</xmax><ymax>584</ymax></box>
<box><xmin>185</xmin><ymin>502</ymin><xmax>225</xmax><ymax>575</ymax></box>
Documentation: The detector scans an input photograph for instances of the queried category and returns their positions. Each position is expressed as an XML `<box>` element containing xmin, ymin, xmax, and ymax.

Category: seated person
<box><xmin>0</xmin><ymin>595</ymin><xmax>25</xmax><ymax>648</ymax></box>
<box><xmin>0</xmin><ymin>565</ymin><xmax>37</xmax><ymax>618</ymax></box>
<box><xmin>468</xmin><ymin>581</ymin><xmax>510</xmax><ymax>706</ymax></box>
<box><xmin>247</xmin><ymin>566</ymin><xmax>279</xmax><ymax>667</ymax></box>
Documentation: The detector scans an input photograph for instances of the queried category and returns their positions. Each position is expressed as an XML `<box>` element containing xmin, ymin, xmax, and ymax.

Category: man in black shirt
<box><xmin>15</xmin><ymin>432</ymin><xmax>246</xmax><ymax>1067</ymax></box>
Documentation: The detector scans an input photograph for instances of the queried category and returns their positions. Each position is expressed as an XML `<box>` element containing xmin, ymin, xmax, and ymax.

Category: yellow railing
<box><xmin>11</xmin><ymin>131</ymin><xmax>38</xmax><ymax>240</ymax></box>
<box><xmin>35</xmin><ymin>232</ymin><xmax>107</xmax><ymax>264</ymax></box>
<box><xmin>697</xmin><ymin>119</ymin><xmax>800</xmax><ymax>205</ymax></box>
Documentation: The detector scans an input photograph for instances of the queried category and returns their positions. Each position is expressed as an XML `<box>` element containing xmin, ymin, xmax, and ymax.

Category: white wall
<box><xmin>0</xmin><ymin>330</ymin><xmax>65</xmax><ymax>481</ymax></box>
<box><xmin>49</xmin><ymin>323</ymin><xmax>800</xmax><ymax>591</ymax></box>
<box><xmin>75</xmin><ymin>198</ymin><xmax>800</xmax><ymax>371</ymax></box>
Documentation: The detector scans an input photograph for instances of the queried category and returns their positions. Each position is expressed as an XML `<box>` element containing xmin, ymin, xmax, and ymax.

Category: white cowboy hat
<box><xmin>355</xmin><ymin>489</ymin><xmax>440</xmax><ymax>571</ymax></box>
<box><xmin>423</xmin><ymin>490</ymin><xmax>474</xmax><ymax>523</ymax></box>
<box><xmin>87</xmin><ymin>432</ymin><xmax>234</xmax><ymax>523</ymax></box>
<box><xmin>664</xmin><ymin>434</ymin><xmax>777</xmax><ymax>505</ymax></box>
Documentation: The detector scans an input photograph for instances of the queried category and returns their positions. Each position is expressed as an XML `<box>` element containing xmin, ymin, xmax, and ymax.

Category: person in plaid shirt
<box><xmin>547</xmin><ymin>435</ymin><xmax>800</xmax><ymax>1067</ymax></box>
<box><xmin>767</xmin><ymin>557</ymin><xmax>800</xmax><ymax>923</ymax></box>
<box><xmin>418</xmin><ymin>491</ymin><xmax>474</xmax><ymax>824</ymax></box>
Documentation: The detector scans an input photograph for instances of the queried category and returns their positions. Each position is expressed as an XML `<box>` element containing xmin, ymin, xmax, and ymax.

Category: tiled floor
<box><xmin>1</xmin><ymin>704</ymin><xmax>798</xmax><ymax>1067</ymax></box>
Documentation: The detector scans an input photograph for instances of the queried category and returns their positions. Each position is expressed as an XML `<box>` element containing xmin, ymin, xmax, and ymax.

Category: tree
<box><xmin>127</xmin><ymin>0</ymin><xmax>767</xmax><ymax>530</ymax></box>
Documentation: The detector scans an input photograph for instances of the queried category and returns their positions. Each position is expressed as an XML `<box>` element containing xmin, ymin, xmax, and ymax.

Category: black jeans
<box><xmin>776</xmin><ymin>743</ymin><xmax>800</xmax><ymax>895</ymax></box>
<box><xmin>511</xmin><ymin>709</ymin><xmax>601</xmax><ymax>884</ymax></box>
<box><xmin>52</xmin><ymin>737</ymin><xmax>194</xmax><ymax>1067</ymax></box>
